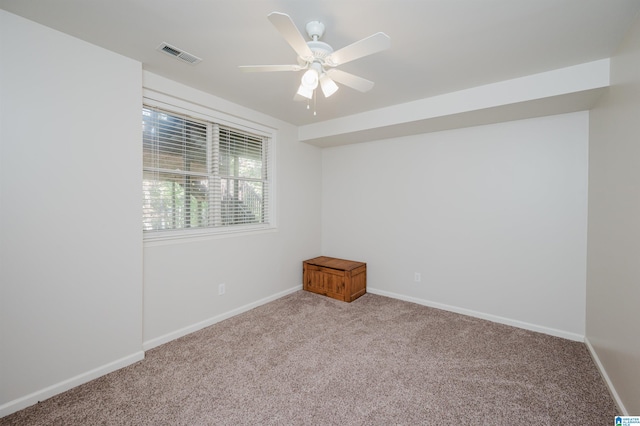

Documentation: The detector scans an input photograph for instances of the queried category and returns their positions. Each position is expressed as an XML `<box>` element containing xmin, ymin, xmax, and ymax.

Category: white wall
<box><xmin>322</xmin><ymin>112</ymin><xmax>589</xmax><ymax>339</ymax></box>
<box><xmin>0</xmin><ymin>10</ymin><xmax>143</xmax><ymax>415</ymax></box>
<box><xmin>141</xmin><ymin>76</ymin><xmax>322</xmax><ymax>347</ymax></box>
<box><xmin>0</xmin><ymin>11</ymin><xmax>323</xmax><ymax>415</ymax></box>
<box><xmin>587</xmin><ymin>13</ymin><xmax>640</xmax><ymax>415</ymax></box>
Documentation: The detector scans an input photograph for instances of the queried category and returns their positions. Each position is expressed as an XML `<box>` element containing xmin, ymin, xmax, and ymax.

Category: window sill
<box><xmin>143</xmin><ymin>224</ymin><xmax>277</xmax><ymax>247</ymax></box>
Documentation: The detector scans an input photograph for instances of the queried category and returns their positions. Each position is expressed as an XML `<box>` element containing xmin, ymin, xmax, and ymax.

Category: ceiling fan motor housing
<box><xmin>307</xmin><ymin>40</ymin><xmax>333</xmax><ymax>62</ymax></box>
<box><xmin>304</xmin><ymin>21</ymin><xmax>333</xmax><ymax>67</ymax></box>
<box><xmin>306</xmin><ymin>21</ymin><xmax>325</xmax><ymax>40</ymax></box>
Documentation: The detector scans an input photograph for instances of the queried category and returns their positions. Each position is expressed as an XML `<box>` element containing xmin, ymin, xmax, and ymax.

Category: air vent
<box><xmin>157</xmin><ymin>42</ymin><xmax>202</xmax><ymax>65</ymax></box>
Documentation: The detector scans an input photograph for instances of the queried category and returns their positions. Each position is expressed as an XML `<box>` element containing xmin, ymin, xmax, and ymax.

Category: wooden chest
<box><xmin>303</xmin><ymin>256</ymin><xmax>366</xmax><ymax>302</ymax></box>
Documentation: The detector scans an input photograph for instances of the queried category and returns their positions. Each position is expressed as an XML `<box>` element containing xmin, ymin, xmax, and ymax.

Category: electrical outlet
<box><xmin>414</xmin><ymin>273</ymin><xmax>421</xmax><ymax>282</ymax></box>
<box><xmin>218</xmin><ymin>283</ymin><xmax>226</xmax><ymax>295</ymax></box>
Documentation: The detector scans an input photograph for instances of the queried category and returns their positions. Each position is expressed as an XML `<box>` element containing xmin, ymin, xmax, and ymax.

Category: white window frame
<box><xmin>142</xmin><ymin>92</ymin><xmax>276</xmax><ymax>244</ymax></box>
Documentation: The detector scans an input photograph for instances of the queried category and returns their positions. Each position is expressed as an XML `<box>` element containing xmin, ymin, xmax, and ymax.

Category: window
<box><xmin>142</xmin><ymin>106</ymin><xmax>271</xmax><ymax>237</ymax></box>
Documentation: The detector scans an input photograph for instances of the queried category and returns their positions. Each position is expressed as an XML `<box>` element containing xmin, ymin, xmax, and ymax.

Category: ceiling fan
<box><xmin>239</xmin><ymin>12</ymin><xmax>390</xmax><ymax>101</ymax></box>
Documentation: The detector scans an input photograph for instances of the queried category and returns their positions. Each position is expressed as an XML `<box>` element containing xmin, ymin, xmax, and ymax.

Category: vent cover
<box><xmin>157</xmin><ymin>42</ymin><xmax>202</xmax><ymax>65</ymax></box>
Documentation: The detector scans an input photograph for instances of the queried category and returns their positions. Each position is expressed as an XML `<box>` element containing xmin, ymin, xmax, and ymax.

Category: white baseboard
<box><xmin>143</xmin><ymin>285</ymin><xmax>303</xmax><ymax>351</ymax></box>
<box><xmin>0</xmin><ymin>351</ymin><xmax>144</xmax><ymax>418</ymax></box>
<box><xmin>367</xmin><ymin>287</ymin><xmax>585</xmax><ymax>342</ymax></box>
<box><xmin>584</xmin><ymin>337</ymin><xmax>628</xmax><ymax>415</ymax></box>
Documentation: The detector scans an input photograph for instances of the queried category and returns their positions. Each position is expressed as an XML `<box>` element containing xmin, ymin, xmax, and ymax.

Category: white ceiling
<box><xmin>2</xmin><ymin>0</ymin><xmax>640</xmax><ymax>127</ymax></box>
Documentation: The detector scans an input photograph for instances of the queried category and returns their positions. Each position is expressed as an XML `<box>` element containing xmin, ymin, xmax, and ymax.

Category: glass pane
<box><xmin>219</xmin><ymin>127</ymin><xmax>263</xmax><ymax>178</ymax></box>
<box><xmin>143</xmin><ymin>108</ymin><xmax>207</xmax><ymax>172</ymax></box>
<box><xmin>220</xmin><ymin>178</ymin><xmax>263</xmax><ymax>225</ymax></box>
<box><xmin>143</xmin><ymin>171</ymin><xmax>209</xmax><ymax>231</ymax></box>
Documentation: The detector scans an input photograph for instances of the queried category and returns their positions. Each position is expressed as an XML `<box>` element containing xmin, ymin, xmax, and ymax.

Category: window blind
<box><xmin>142</xmin><ymin>106</ymin><xmax>270</xmax><ymax>233</ymax></box>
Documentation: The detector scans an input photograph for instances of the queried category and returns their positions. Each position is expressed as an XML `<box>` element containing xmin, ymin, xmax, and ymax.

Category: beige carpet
<box><xmin>1</xmin><ymin>291</ymin><xmax>618</xmax><ymax>425</ymax></box>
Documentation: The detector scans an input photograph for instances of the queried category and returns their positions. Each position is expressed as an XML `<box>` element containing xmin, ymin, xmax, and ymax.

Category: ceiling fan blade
<box><xmin>239</xmin><ymin>64</ymin><xmax>303</xmax><ymax>72</ymax></box>
<box><xmin>326</xmin><ymin>32</ymin><xmax>390</xmax><ymax>66</ymax></box>
<box><xmin>326</xmin><ymin>69</ymin><xmax>375</xmax><ymax>92</ymax></box>
<box><xmin>267</xmin><ymin>12</ymin><xmax>314</xmax><ymax>61</ymax></box>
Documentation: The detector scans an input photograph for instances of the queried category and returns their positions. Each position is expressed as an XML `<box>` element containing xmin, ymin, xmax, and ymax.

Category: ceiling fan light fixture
<box><xmin>301</xmin><ymin>62</ymin><xmax>322</xmax><ymax>89</ymax></box>
<box><xmin>320</xmin><ymin>75</ymin><xmax>339</xmax><ymax>98</ymax></box>
<box><xmin>301</xmin><ymin>68</ymin><xmax>319</xmax><ymax>89</ymax></box>
<box><xmin>297</xmin><ymin>84</ymin><xmax>314</xmax><ymax>99</ymax></box>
